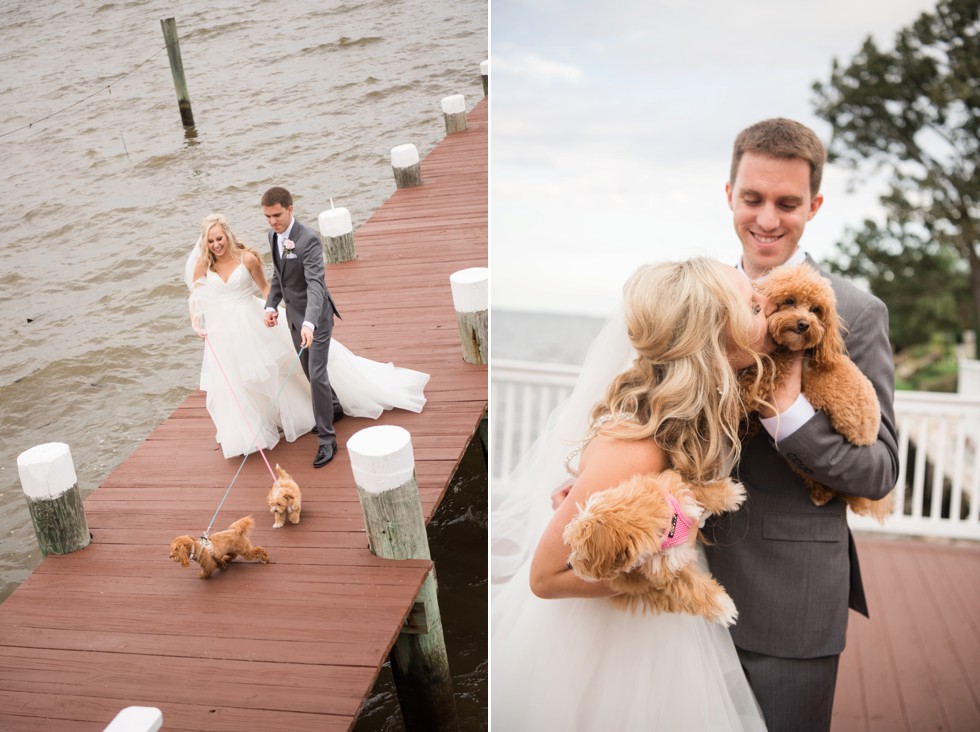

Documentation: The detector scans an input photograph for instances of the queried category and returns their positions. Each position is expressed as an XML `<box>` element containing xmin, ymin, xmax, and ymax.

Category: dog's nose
<box><xmin>796</xmin><ymin>321</ymin><xmax>809</xmax><ymax>333</ymax></box>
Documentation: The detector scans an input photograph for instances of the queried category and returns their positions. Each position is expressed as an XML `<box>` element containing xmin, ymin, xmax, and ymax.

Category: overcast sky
<box><xmin>491</xmin><ymin>0</ymin><xmax>941</xmax><ymax>315</ymax></box>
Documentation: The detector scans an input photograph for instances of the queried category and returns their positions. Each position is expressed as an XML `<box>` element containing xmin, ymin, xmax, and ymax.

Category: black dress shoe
<box><xmin>333</xmin><ymin>408</ymin><xmax>345</xmax><ymax>422</ymax></box>
<box><xmin>313</xmin><ymin>441</ymin><xmax>337</xmax><ymax>468</ymax></box>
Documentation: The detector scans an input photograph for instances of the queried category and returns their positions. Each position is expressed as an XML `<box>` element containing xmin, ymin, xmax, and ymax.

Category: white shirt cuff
<box><xmin>760</xmin><ymin>394</ymin><xmax>816</xmax><ymax>440</ymax></box>
<box><xmin>302</xmin><ymin>320</ymin><xmax>315</xmax><ymax>332</ymax></box>
<box><xmin>265</xmin><ymin>307</ymin><xmax>276</xmax><ymax>313</ymax></box>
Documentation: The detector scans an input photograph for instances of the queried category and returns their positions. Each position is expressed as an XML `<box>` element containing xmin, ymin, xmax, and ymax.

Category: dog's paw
<box><xmin>727</xmin><ymin>480</ymin><xmax>747</xmax><ymax>511</ymax></box>
<box><xmin>272</xmin><ymin>520</ymin><xmax>284</xmax><ymax>529</ymax></box>
<box><xmin>712</xmin><ymin>592</ymin><xmax>739</xmax><ymax>627</ymax></box>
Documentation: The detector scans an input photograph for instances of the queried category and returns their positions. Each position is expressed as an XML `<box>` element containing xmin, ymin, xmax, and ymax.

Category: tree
<box><xmin>812</xmin><ymin>0</ymin><xmax>980</xmax><ymax>341</ymax></box>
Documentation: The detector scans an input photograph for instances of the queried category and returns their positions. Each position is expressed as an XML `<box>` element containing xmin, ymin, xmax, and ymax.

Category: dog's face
<box><xmin>563</xmin><ymin>475</ymin><xmax>676</xmax><ymax>581</ymax></box>
<box><xmin>169</xmin><ymin>536</ymin><xmax>195</xmax><ymax>567</ymax></box>
<box><xmin>761</xmin><ymin>265</ymin><xmax>839</xmax><ymax>353</ymax></box>
<box><xmin>268</xmin><ymin>485</ymin><xmax>300</xmax><ymax>516</ymax></box>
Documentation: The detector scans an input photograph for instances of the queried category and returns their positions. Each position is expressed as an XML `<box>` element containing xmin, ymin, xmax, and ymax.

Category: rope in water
<box><xmin>202</xmin><ymin>339</ymin><xmax>307</xmax><ymax>538</ymax></box>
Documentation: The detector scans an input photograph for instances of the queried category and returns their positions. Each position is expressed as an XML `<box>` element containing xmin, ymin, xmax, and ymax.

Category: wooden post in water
<box><xmin>318</xmin><ymin>204</ymin><xmax>356</xmax><ymax>263</ymax></box>
<box><xmin>348</xmin><ymin>426</ymin><xmax>459</xmax><ymax>732</ymax></box>
<box><xmin>16</xmin><ymin>443</ymin><xmax>91</xmax><ymax>556</ymax></box>
<box><xmin>449</xmin><ymin>267</ymin><xmax>488</xmax><ymax>364</ymax></box>
<box><xmin>480</xmin><ymin>59</ymin><xmax>489</xmax><ymax>97</ymax></box>
<box><xmin>441</xmin><ymin>94</ymin><xmax>467</xmax><ymax>134</ymax></box>
<box><xmin>160</xmin><ymin>17</ymin><xmax>195</xmax><ymax>127</ymax></box>
<box><xmin>391</xmin><ymin>143</ymin><xmax>423</xmax><ymax>188</ymax></box>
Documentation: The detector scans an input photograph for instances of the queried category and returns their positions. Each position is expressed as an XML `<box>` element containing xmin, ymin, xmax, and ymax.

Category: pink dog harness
<box><xmin>660</xmin><ymin>493</ymin><xmax>694</xmax><ymax>550</ymax></box>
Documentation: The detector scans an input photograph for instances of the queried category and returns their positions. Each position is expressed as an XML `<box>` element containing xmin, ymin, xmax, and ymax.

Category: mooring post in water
<box><xmin>449</xmin><ymin>267</ymin><xmax>488</xmax><ymax>365</ymax></box>
<box><xmin>440</xmin><ymin>94</ymin><xmax>467</xmax><ymax>135</ymax></box>
<box><xmin>480</xmin><ymin>59</ymin><xmax>488</xmax><ymax>96</ymax></box>
<box><xmin>16</xmin><ymin>442</ymin><xmax>91</xmax><ymax>556</ymax></box>
<box><xmin>160</xmin><ymin>17</ymin><xmax>195</xmax><ymax>127</ymax></box>
<box><xmin>348</xmin><ymin>426</ymin><xmax>459</xmax><ymax>732</ymax></box>
<box><xmin>318</xmin><ymin>203</ymin><xmax>356</xmax><ymax>264</ymax></box>
<box><xmin>391</xmin><ymin>143</ymin><xmax>423</xmax><ymax>189</ymax></box>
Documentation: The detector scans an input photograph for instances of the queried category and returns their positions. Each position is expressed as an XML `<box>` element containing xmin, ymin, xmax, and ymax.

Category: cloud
<box><xmin>492</xmin><ymin>48</ymin><xmax>584</xmax><ymax>84</ymax></box>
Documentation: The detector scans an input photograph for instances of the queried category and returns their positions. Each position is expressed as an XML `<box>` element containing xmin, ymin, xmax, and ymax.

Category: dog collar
<box><xmin>660</xmin><ymin>493</ymin><xmax>694</xmax><ymax>550</ymax></box>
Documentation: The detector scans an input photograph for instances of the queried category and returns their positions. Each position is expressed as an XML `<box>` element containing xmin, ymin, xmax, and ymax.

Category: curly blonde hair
<box><xmin>197</xmin><ymin>213</ymin><xmax>261</xmax><ymax>270</ymax></box>
<box><xmin>591</xmin><ymin>258</ymin><xmax>764</xmax><ymax>484</ymax></box>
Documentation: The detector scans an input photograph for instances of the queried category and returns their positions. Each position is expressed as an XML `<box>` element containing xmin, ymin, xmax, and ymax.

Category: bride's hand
<box><xmin>550</xmin><ymin>479</ymin><xmax>573</xmax><ymax>510</ymax></box>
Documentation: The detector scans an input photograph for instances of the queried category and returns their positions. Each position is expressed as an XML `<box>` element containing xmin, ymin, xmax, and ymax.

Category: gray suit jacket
<box><xmin>705</xmin><ymin>259</ymin><xmax>899</xmax><ymax>659</ymax></box>
<box><xmin>264</xmin><ymin>218</ymin><xmax>339</xmax><ymax>335</ymax></box>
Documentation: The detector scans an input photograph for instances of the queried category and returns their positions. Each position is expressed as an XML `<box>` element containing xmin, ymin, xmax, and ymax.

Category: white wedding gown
<box><xmin>491</xmin><ymin>311</ymin><xmax>766</xmax><ymax>731</ymax></box>
<box><xmin>492</xmin><ymin>547</ymin><xmax>767</xmax><ymax>731</ymax></box>
<box><xmin>192</xmin><ymin>260</ymin><xmax>429</xmax><ymax>459</ymax></box>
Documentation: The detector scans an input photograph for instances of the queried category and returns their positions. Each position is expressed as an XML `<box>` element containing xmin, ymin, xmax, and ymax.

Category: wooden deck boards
<box><xmin>0</xmin><ymin>98</ymin><xmax>487</xmax><ymax>731</ymax></box>
<box><xmin>833</xmin><ymin>535</ymin><xmax>980</xmax><ymax>732</ymax></box>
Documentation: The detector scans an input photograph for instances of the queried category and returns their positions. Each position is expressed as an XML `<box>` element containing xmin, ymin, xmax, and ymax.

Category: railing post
<box><xmin>348</xmin><ymin>426</ymin><xmax>459</xmax><ymax>731</ymax></box>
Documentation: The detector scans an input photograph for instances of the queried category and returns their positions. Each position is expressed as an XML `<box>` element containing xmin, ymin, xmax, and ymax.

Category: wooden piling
<box><xmin>160</xmin><ymin>17</ymin><xmax>195</xmax><ymax>128</ymax></box>
<box><xmin>104</xmin><ymin>707</ymin><xmax>163</xmax><ymax>732</ymax></box>
<box><xmin>348</xmin><ymin>426</ymin><xmax>459</xmax><ymax>732</ymax></box>
<box><xmin>318</xmin><ymin>205</ymin><xmax>356</xmax><ymax>263</ymax></box>
<box><xmin>441</xmin><ymin>95</ymin><xmax>467</xmax><ymax>134</ymax></box>
<box><xmin>480</xmin><ymin>59</ymin><xmax>488</xmax><ymax>96</ymax></box>
<box><xmin>392</xmin><ymin>143</ymin><xmax>423</xmax><ymax>188</ymax></box>
<box><xmin>449</xmin><ymin>267</ymin><xmax>488</xmax><ymax>364</ymax></box>
<box><xmin>16</xmin><ymin>442</ymin><xmax>91</xmax><ymax>556</ymax></box>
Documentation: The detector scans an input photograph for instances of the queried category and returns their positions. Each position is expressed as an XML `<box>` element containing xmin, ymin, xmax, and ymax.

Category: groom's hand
<box><xmin>264</xmin><ymin>309</ymin><xmax>278</xmax><ymax>328</ymax></box>
<box><xmin>300</xmin><ymin>325</ymin><xmax>314</xmax><ymax>348</ymax></box>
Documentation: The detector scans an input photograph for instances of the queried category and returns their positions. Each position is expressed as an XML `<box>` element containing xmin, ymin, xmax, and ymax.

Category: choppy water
<box><xmin>0</xmin><ymin>0</ymin><xmax>486</xmax><ymax>726</ymax></box>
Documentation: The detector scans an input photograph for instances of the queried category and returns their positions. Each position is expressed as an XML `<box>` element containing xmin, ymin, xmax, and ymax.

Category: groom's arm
<box><xmin>264</xmin><ymin>241</ymin><xmax>284</xmax><ymax>311</ymax></box>
<box><xmin>299</xmin><ymin>225</ymin><xmax>328</xmax><ymax>326</ymax></box>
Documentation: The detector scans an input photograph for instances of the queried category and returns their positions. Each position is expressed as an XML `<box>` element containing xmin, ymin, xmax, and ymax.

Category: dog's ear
<box><xmin>810</xmin><ymin>284</ymin><xmax>846</xmax><ymax>370</ymax></box>
<box><xmin>171</xmin><ymin>538</ymin><xmax>190</xmax><ymax>567</ymax></box>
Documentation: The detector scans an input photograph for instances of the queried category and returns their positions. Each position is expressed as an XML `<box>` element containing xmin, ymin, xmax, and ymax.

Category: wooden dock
<box><xmin>0</xmin><ymin>98</ymin><xmax>487</xmax><ymax>731</ymax></box>
<box><xmin>833</xmin><ymin>535</ymin><xmax>980</xmax><ymax>732</ymax></box>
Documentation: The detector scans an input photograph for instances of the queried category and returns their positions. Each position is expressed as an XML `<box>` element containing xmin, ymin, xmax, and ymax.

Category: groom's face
<box><xmin>264</xmin><ymin>203</ymin><xmax>294</xmax><ymax>234</ymax></box>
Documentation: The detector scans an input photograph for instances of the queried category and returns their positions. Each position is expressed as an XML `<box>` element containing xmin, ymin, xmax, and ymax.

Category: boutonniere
<box><xmin>283</xmin><ymin>239</ymin><xmax>297</xmax><ymax>259</ymax></box>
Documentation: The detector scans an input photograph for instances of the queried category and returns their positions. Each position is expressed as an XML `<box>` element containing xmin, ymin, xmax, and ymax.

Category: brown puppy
<box><xmin>739</xmin><ymin>263</ymin><xmax>893</xmax><ymax>522</ymax></box>
<box><xmin>563</xmin><ymin>470</ymin><xmax>745</xmax><ymax>626</ymax></box>
<box><xmin>267</xmin><ymin>464</ymin><xmax>302</xmax><ymax>529</ymax></box>
<box><xmin>169</xmin><ymin>516</ymin><xmax>269</xmax><ymax>579</ymax></box>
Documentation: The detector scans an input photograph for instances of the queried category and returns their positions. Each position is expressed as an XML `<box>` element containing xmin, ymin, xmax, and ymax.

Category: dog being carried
<box><xmin>738</xmin><ymin>262</ymin><xmax>894</xmax><ymax>522</ymax></box>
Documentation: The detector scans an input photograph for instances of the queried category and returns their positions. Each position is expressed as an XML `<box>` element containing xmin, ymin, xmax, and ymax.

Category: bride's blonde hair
<box><xmin>197</xmin><ymin>213</ymin><xmax>261</xmax><ymax>270</ymax></box>
<box><xmin>591</xmin><ymin>257</ymin><xmax>763</xmax><ymax>484</ymax></box>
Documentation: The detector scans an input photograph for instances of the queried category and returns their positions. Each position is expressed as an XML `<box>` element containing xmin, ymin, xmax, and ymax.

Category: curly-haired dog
<box><xmin>169</xmin><ymin>516</ymin><xmax>269</xmax><ymax>579</ymax></box>
<box><xmin>563</xmin><ymin>470</ymin><xmax>746</xmax><ymax>626</ymax></box>
<box><xmin>268</xmin><ymin>463</ymin><xmax>302</xmax><ymax>529</ymax></box>
<box><xmin>739</xmin><ymin>263</ymin><xmax>893</xmax><ymax>522</ymax></box>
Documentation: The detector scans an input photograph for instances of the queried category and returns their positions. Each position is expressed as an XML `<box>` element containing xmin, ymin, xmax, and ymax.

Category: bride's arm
<box><xmin>528</xmin><ymin>434</ymin><xmax>667</xmax><ymax>599</ymax></box>
<box><xmin>244</xmin><ymin>250</ymin><xmax>271</xmax><ymax>299</ymax></box>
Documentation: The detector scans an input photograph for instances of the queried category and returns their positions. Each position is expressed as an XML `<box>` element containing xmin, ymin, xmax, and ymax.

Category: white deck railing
<box><xmin>491</xmin><ymin>358</ymin><xmax>980</xmax><ymax>541</ymax></box>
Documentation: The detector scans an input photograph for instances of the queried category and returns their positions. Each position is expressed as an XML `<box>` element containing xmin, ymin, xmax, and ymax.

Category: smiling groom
<box><xmin>261</xmin><ymin>186</ymin><xmax>343</xmax><ymax>468</ymax></box>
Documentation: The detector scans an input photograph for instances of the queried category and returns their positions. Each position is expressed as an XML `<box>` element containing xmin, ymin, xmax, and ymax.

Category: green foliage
<box><xmin>813</xmin><ymin>0</ymin><xmax>980</xmax><ymax>343</ymax></box>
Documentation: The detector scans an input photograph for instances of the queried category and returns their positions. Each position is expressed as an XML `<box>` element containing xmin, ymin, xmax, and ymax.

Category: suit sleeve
<box><xmin>772</xmin><ymin>294</ymin><xmax>899</xmax><ymax>501</ymax></box>
<box><xmin>264</xmin><ymin>236</ymin><xmax>284</xmax><ymax>310</ymax></box>
<box><xmin>299</xmin><ymin>226</ymin><xmax>327</xmax><ymax>326</ymax></box>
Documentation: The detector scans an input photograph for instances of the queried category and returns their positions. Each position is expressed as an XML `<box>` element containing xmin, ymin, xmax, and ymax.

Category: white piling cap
<box><xmin>347</xmin><ymin>425</ymin><xmax>415</xmax><ymax>495</ymax></box>
<box><xmin>441</xmin><ymin>94</ymin><xmax>466</xmax><ymax>114</ymax></box>
<box><xmin>17</xmin><ymin>442</ymin><xmax>77</xmax><ymax>499</ymax></box>
<box><xmin>391</xmin><ymin>143</ymin><xmax>420</xmax><ymax>168</ymax></box>
<box><xmin>319</xmin><ymin>207</ymin><xmax>353</xmax><ymax>237</ymax></box>
<box><xmin>480</xmin><ymin>59</ymin><xmax>489</xmax><ymax>75</ymax></box>
<box><xmin>104</xmin><ymin>706</ymin><xmax>163</xmax><ymax>732</ymax></box>
<box><xmin>449</xmin><ymin>267</ymin><xmax>489</xmax><ymax>313</ymax></box>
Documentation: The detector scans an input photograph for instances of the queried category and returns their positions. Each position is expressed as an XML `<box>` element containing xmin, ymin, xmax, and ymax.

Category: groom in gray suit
<box><xmin>261</xmin><ymin>186</ymin><xmax>343</xmax><ymax>468</ymax></box>
<box><xmin>704</xmin><ymin>119</ymin><xmax>900</xmax><ymax>732</ymax></box>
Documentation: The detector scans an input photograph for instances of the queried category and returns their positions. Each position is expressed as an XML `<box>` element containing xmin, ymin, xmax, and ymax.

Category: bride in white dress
<box><xmin>185</xmin><ymin>214</ymin><xmax>429</xmax><ymax>459</ymax></box>
<box><xmin>491</xmin><ymin>258</ymin><xmax>771</xmax><ymax>731</ymax></box>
